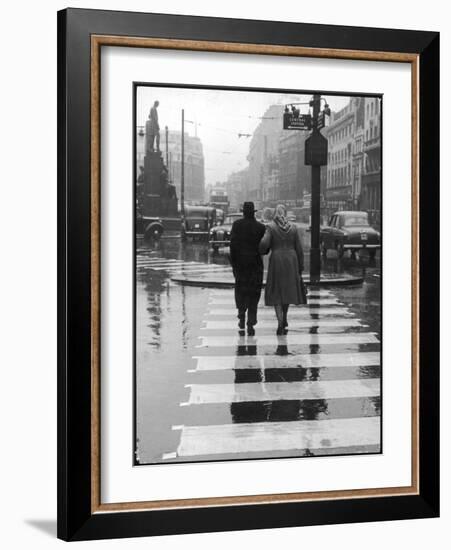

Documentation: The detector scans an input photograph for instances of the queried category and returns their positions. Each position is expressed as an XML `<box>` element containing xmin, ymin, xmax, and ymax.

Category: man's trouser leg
<box><xmin>235</xmin><ymin>285</ymin><xmax>246</xmax><ymax>327</ymax></box>
<box><xmin>247</xmin><ymin>290</ymin><xmax>261</xmax><ymax>327</ymax></box>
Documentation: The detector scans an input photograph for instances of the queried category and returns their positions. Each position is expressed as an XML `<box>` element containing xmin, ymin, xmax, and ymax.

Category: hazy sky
<box><xmin>137</xmin><ymin>86</ymin><xmax>352</xmax><ymax>186</ymax></box>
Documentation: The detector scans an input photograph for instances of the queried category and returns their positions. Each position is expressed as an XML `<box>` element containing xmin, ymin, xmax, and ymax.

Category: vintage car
<box><xmin>181</xmin><ymin>205</ymin><xmax>216</xmax><ymax>241</ymax></box>
<box><xmin>320</xmin><ymin>211</ymin><xmax>381</xmax><ymax>258</ymax></box>
<box><xmin>136</xmin><ymin>214</ymin><xmax>164</xmax><ymax>241</ymax></box>
<box><xmin>209</xmin><ymin>212</ymin><xmax>242</xmax><ymax>251</ymax></box>
<box><xmin>287</xmin><ymin>210</ymin><xmax>297</xmax><ymax>223</ymax></box>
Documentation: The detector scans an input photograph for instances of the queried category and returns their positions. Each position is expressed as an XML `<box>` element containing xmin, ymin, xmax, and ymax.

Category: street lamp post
<box><xmin>309</xmin><ymin>94</ymin><xmax>322</xmax><ymax>282</ymax></box>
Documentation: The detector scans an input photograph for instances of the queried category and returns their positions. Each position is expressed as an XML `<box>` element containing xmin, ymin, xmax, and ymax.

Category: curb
<box><xmin>171</xmin><ymin>274</ymin><xmax>364</xmax><ymax>288</ymax></box>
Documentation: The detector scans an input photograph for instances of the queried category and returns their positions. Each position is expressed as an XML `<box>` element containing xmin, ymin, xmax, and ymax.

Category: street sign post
<box><xmin>283</xmin><ymin>96</ymin><xmax>329</xmax><ymax>282</ymax></box>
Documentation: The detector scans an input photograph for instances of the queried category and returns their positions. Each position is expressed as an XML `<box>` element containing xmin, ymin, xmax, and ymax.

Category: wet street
<box><xmin>135</xmin><ymin>232</ymin><xmax>381</xmax><ymax>465</ymax></box>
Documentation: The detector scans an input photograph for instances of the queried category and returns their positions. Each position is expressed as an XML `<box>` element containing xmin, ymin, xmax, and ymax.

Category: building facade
<box><xmin>351</xmin><ymin>97</ymin><xmax>366</xmax><ymax>209</ymax></box>
<box><xmin>165</xmin><ymin>130</ymin><xmax>205</xmax><ymax>204</ymax></box>
<box><xmin>224</xmin><ymin>169</ymin><xmax>249</xmax><ymax>211</ymax></box>
<box><xmin>325</xmin><ymin>101</ymin><xmax>356</xmax><ymax>214</ymax></box>
<box><xmin>360</xmin><ymin>97</ymin><xmax>382</xmax><ymax>227</ymax></box>
<box><xmin>278</xmin><ymin>130</ymin><xmax>311</xmax><ymax>205</ymax></box>
<box><xmin>247</xmin><ymin>104</ymin><xmax>285</xmax><ymax>208</ymax></box>
<box><xmin>324</xmin><ymin>96</ymin><xmax>381</xmax><ymax>225</ymax></box>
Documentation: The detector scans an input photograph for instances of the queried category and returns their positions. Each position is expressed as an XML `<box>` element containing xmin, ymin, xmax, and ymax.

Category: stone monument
<box><xmin>141</xmin><ymin>101</ymin><xmax>178</xmax><ymax>218</ymax></box>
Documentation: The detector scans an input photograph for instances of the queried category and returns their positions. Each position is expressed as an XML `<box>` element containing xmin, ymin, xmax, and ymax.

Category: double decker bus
<box><xmin>209</xmin><ymin>188</ymin><xmax>229</xmax><ymax>216</ymax></box>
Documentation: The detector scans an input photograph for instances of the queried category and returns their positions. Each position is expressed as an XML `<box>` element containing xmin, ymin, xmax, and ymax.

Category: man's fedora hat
<box><xmin>241</xmin><ymin>201</ymin><xmax>257</xmax><ymax>214</ymax></box>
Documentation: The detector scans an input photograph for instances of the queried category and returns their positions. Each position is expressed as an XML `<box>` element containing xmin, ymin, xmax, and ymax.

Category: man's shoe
<box><xmin>238</xmin><ymin>317</ymin><xmax>245</xmax><ymax>330</ymax></box>
<box><xmin>247</xmin><ymin>326</ymin><xmax>255</xmax><ymax>336</ymax></box>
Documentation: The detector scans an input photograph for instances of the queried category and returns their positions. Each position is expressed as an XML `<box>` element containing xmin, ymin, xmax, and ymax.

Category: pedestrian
<box><xmin>229</xmin><ymin>202</ymin><xmax>266</xmax><ymax>335</ymax></box>
<box><xmin>259</xmin><ymin>203</ymin><xmax>307</xmax><ymax>335</ymax></box>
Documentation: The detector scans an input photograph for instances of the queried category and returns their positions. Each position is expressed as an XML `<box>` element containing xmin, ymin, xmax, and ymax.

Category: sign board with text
<box><xmin>317</xmin><ymin>111</ymin><xmax>329</xmax><ymax>130</ymax></box>
<box><xmin>283</xmin><ymin>112</ymin><xmax>312</xmax><ymax>131</ymax></box>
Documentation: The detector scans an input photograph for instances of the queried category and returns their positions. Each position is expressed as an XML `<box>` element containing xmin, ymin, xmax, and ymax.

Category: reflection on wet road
<box><xmin>135</xmin><ymin>238</ymin><xmax>381</xmax><ymax>464</ymax></box>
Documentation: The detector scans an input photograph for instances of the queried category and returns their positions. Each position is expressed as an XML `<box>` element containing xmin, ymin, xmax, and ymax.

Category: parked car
<box><xmin>215</xmin><ymin>208</ymin><xmax>225</xmax><ymax>225</ymax></box>
<box><xmin>287</xmin><ymin>210</ymin><xmax>297</xmax><ymax>223</ymax></box>
<box><xmin>255</xmin><ymin>209</ymin><xmax>264</xmax><ymax>223</ymax></box>
<box><xmin>136</xmin><ymin>215</ymin><xmax>164</xmax><ymax>241</ymax></box>
<box><xmin>209</xmin><ymin>212</ymin><xmax>242</xmax><ymax>251</ymax></box>
<box><xmin>320</xmin><ymin>211</ymin><xmax>381</xmax><ymax>259</ymax></box>
<box><xmin>181</xmin><ymin>205</ymin><xmax>216</xmax><ymax>241</ymax></box>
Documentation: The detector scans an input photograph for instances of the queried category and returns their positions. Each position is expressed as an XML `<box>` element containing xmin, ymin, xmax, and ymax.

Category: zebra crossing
<box><xmin>136</xmin><ymin>254</ymin><xmax>233</xmax><ymax>277</ymax></box>
<box><xmin>158</xmin><ymin>281</ymin><xmax>381</xmax><ymax>462</ymax></box>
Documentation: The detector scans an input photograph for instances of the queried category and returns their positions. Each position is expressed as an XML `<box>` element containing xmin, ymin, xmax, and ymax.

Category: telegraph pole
<box><xmin>181</xmin><ymin>109</ymin><xmax>185</xmax><ymax>216</ymax></box>
<box><xmin>165</xmin><ymin>125</ymin><xmax>169</xmax><ymax>167</ymax></box>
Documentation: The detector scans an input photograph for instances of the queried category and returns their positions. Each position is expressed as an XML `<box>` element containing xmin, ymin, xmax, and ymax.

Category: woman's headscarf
<box><xmin>273</xmin><ymin>204</ymin><xmax>291</xmax><ymax>232</ymax></box>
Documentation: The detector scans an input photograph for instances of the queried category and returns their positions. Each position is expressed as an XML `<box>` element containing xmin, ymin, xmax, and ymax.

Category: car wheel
<box><xmin>336</xmin><ymin>242</ymin><xmax>344</xmax><ymax>258</ymax></box>
<box><xmin>144</xmin><ymin>227</ymin><xmax>162</xmax><ymax>242</ymax></box>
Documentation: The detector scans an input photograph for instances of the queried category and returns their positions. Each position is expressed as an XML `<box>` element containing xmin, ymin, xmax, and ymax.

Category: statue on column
<box><xmin>147</xmin><ymin>100</ymin><xmax>160</xmax><ymax>152</ymax></box>
<box><xmin>142</xmin><ymin>100</ymin><xmax>178</xmax><ymax>217</ymax></box>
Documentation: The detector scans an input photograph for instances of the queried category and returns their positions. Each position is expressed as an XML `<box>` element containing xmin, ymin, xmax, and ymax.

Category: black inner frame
<box><xmin>57</xmin><ymin>7</ymin><xmax>439</xmax><ymax>541</ymax></box>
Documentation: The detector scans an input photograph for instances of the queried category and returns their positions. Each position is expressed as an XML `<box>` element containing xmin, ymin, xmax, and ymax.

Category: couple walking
<box><xmin>230</xmin><ymin>202</ymin><xmax>307</xmax><ymax>336</ymax></box>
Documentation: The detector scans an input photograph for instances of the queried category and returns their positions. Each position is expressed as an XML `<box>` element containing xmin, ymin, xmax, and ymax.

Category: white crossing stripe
<box><xmin>191</xmin><ymin>352</ymin><xmax>380</xmax><ymax>371</ymax></box>
<box><xmin>151</xmin><ymin>264</ymin><xmax>230</xmax><ymax>272</ymax></box>
<box><xmin>162</xmin><ymin>452</ymin><xmax>177</xmax><ymax>460</ymax></box>
<box><xmin>174</xmin><ymin>416</ymin><xmax>381</xmax><ymax>457</ymax></box>
<box><xmin>170</xmin><ymin>266</ymin><xmax>232</xmax><ymax>273</ymax></box>
<box><xmin>183</xmin><ymin>378</ymin><xmax>380</xmax><ymax>405</ymax></box>
<box><xmin>137</xmin><ymin>260</ymin><xmax>198</xmax><ymax>265</ymax></box>
<box><xmin>202</xmin><ymin>319</ymin><xmax>365</xmax><ymax>330</ymax></box>
<box><xmin>208</xmin><ymin>298</ymin><xmax>341</xmax><ymax>306</ymax></box>
<box><xmin>136</xmin><ymin>258</ymin><xmax>185</xmax><ymax>265</ymax></box>
<box><xmin>196</xmin><ymin>333</ymin><xmax>379</xmax><ymax>347</ymax></box>
<box><xmin>141</xmin><ymin>263</ymin><xmax>200</xmax><ymax>270</ymax></box>
<box><xmin>137</xmin><ymin>261</ymin><xmax>190</xmax><ymax>268</ymax></box>
<box><xmin>209</xmin><ymin>289</ymin><xmax>335</xmax><ymax>297</ymax></box>
<box><xmin>207</xmin><ymin>308</ymin><xmax>353</xmax><ymax>317</ymax></box>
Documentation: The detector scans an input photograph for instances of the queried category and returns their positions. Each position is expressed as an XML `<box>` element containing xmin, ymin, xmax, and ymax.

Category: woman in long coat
<box><xmin>259</xmin><ymin>204</ymin><xmax>307</xmax><ymax>334</ymax></box>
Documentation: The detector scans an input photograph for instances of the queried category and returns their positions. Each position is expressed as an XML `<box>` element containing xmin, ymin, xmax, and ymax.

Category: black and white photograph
<box><xmin>134</xmin><ymin>84</ymin><xmax>382</xmax><ymax>465</ymax></box>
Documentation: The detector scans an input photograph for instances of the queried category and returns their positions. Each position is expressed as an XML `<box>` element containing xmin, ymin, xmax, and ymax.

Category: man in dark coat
<box><xmin>229</xmin><ymin>202</ymin><xmax>266</xmax><ymax>335</ymax></box>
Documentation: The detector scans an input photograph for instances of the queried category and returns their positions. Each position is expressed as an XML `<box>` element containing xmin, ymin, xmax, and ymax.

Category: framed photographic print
<box><xmin>57</xmin><ymin>8</ymin><xmax>439</xmax><ymax>541</ymax></box>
